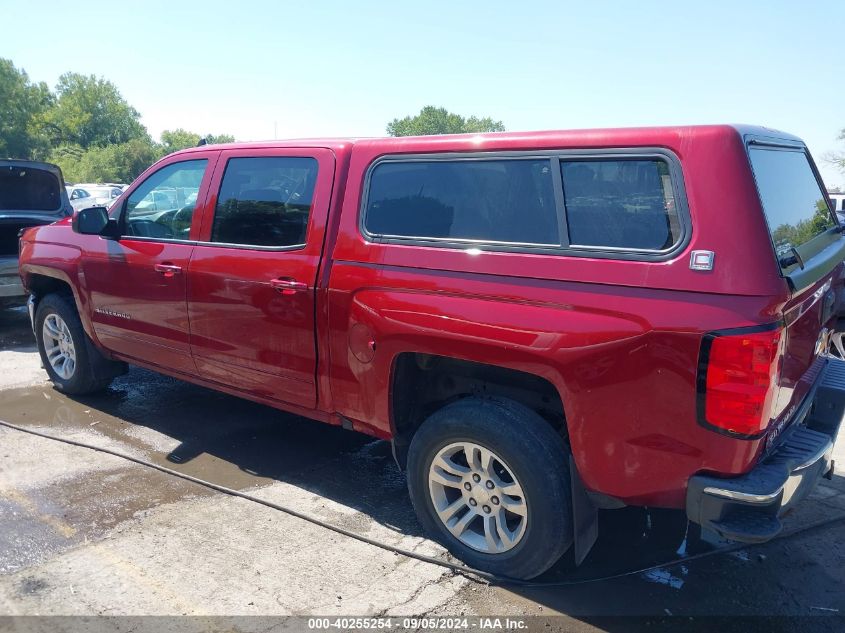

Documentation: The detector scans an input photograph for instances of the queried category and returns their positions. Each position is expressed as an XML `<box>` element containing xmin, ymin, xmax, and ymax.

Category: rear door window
<box><xmin>748</xmin><ymin>147</ymin><xmax>836</xmax><ymax>272</ymax></box>
<box><xmin>561</xmin><ymin>159</ymin><xmax>680</xmax><ymax>251</ymax></box>
<box><xmin>210</xmin><ymin>156</ymin><xmax>318</xmax><ymax>247</ymax></box>
<box><xmin>364</xmin><ymin>159</ymin><xmax>558</xmax><ymax>245</ymax></box>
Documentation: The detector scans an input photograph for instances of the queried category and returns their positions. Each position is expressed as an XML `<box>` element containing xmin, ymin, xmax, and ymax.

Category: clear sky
<box><xmin>5</xmin><ymin>0</ymin><xmax>845</xmax><ymax>187</ymax></box>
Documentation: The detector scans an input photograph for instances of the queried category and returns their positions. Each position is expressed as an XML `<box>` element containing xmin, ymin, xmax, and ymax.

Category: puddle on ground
<box><xmin>0</xmin><ymin>367</ymin><xmax>373</xmax><ymax>491</ymax></box>
<box><xmin>0</xmin><ymin>367</ymin><xmax>419</xmax><ymax>537</ymax></box>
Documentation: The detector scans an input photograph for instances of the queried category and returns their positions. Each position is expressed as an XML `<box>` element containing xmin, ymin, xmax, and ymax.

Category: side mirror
<box><xmin>72</xmin><ymin>206</ymin><xmax>116</xmax><ymax>237</ymax></box>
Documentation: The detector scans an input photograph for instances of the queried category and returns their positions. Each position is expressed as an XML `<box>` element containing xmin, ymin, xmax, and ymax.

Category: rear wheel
<box><xmin>407</xmin><ymin>397</ymin><xmax>572</xmax><ymax>580</ymax></box>
<box><xmin>35</xmin><ymin>293</ymin><xmax>122</xmax><ymax>395</ymax></box>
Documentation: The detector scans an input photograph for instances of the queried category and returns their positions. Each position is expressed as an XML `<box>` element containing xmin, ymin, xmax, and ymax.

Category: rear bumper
<box><xmin>686</xmin><ymin>357</ymin><xmax>844</xmax><ymax>543</ymax></box>
<box><xmin>0</xmin><ymin>277</ymin><xmax>25</xmax><ymax>299</ymax></box>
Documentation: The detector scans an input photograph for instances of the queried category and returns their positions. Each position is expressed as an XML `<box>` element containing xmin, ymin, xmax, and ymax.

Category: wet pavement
<box><xmin>1</xmin><ymin>305</ymin><xmax>845</xmax><ymax>629</ymax></box>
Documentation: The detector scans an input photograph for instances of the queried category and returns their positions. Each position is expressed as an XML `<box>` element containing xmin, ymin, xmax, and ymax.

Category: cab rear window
<box><xmin>748</xmin><ymin>147</ymin><xmax>836</xmax><ymax>271</ymax></box>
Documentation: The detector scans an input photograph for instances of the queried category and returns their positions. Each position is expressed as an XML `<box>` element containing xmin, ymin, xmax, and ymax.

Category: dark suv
<box><xmin>1</xmin><ymin>160</ymin><xmax>72</xmax><ymax>306</ymax></box>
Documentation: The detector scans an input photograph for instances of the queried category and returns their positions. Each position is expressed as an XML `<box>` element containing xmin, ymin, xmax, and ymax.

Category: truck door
<box><xmin>82</xmin><ymin>154</ymin><xmax>218</xmax><ymax>373</ymax></box>
<box><xmin>186</xmin><ymin>148</ymin><xmax>335</xmax><ymax>409</ymax></box>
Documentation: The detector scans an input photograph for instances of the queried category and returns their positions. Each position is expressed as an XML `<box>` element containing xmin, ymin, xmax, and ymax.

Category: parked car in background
<box><xmin>829</xmin><ymin>190</ymin><xmax>845</xmax><ymax>223</ymax></box>
<box><xmin>1</xmin><ymin>160</ymin><xmax>72</xmax><ymax>307</ymax></box>
<box><xmin>18</xmin><ymin>126</ymin><xmax>845</xmax><ymax>579</ymax></box>
<box><xmin>66</xmin><ymin>184</ymin><xmax>124</xmax><ymax>212</ymax></box>
<box><xmin>66</xmin><ymin>186</ymin><xmax>92</xmax><ymax>210</ymax></box>
<box><xmin>132</xmin><ymin>188</ymin><xmax>177</xmax><ymax>211</ymax></box>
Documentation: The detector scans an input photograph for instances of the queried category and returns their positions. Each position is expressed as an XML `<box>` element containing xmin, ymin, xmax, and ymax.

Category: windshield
<box><xmin>748</xmin><ymin>147</ymin><xmax>835</xmax><ymax>273</ymax></box>
<box><xmin>0</xmin><ymin>165</ymin><xmax>63</xmax><ymax>212</ymax></box>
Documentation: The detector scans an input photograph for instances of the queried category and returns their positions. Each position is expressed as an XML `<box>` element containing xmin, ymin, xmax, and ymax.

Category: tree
<box><xmin>2</xmin><ymin>59</ymin><xmax>237</xmax><ymax>182</ymax></box>
<box><xmin>771</xmin><ymin>199</ymin><xmax>834</xmax><ymax>251</ymax></box>
<box><xmin>828</xmin><ymin>128</ymin><xmax>845</xmax><ymax>175</ymax></box>
<box><xmin>160</xmin><ymin>128</ymin><xmax>201</xmax><ymax>153</ymax></box>
<box><xmin>0</xmin><ymin>58</ymin><xmax>54</xmax><ymax>159</ymax></box>
<box><xmin>386</xmin><ymin>106</ymin><xmax>505</xmax><ymax>137</ymax></box>
<box><xmin>43</xmin><ymin>72</ymin><xmax>148</xmax><ymax>149</ymax></box>
<box><xmin>159</xmin><ymin>129</ymin><xmax>235</xmax><ymax>154</ymax></box>
<box><xmin>205</xmin><ymin>133</ymin><xmax>235</xmax><ymax>145</ymax></box>
<box><xmin>50</xmin><ymin>139</ymin><xmax>160</xmax><ymax>183</ymax></box>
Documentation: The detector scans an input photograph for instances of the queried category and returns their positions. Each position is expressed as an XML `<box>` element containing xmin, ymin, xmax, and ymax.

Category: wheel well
<box><xmin>27</xmin><ymin>274</ymin><xmax>74</xmax><ymax>305</ymax></box>
<box><xmin>391</xmin><ymin>353</ymin><xmax>566</xmax><ymax>467</ymax></box>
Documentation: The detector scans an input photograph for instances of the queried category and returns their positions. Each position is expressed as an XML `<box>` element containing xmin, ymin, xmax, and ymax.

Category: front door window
<box><xmin>123</xmin><ymin>160</ymin><xmax>207</xmax><ymax>240</ymax></box>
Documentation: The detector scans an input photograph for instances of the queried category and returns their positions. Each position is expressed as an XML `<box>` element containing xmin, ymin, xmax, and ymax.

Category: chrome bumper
<box><xmin>686</xmin><ymin>357</ymin><xmax>844</xmax><ymax>543</ymax></box>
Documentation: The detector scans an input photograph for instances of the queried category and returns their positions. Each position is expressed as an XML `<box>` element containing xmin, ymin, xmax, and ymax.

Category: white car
<box><xmin>66</xmin><ymin>184</ymin><xmax>124</xmax><ymax>211</ymax></box>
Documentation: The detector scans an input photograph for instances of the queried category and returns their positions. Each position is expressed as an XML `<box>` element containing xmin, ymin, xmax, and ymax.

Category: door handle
<box><xmin>154</xmin><ymin>263</ymin><xmax>182</xmax><ymax>278</ymax></box>
<box><xmin>270</xmin><ymin>278</ymin><xmax>309</xmax><ymax>295</ymax></box>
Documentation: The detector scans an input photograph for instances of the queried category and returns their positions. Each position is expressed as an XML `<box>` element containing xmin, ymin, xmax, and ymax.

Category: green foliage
<box><xmin>43</xmin><ymin>72</ymin><xmax>149</xmax><ymax>149</ymax></box>
<box><xmin>49</xmin><ymin>139</ymin><xmax>160</xmax><ymax>183</ymax></box>
<box><xmin>160</xmin><ymin>129</ymin><xmax>236</xmax><ymax>154</ymax></box>
<box><xmin>205</xmin><ymin>133</ymin><xmax>235</xmax><ymax>145</ymax></box>
<box><xmin>387</xmin><ymin>106</ymin><xmax>505</xmax><ymax>137</ymax></box>
<box><xmin>771</xmin><ymin>199</ymin><xmax>834</xmax><ymax>249</ymax></box>
<box><xmin>0</xmin><ymin>58</ymin><xmax>54</xmax><ymax>159</ymax></box>
<box><xmin>160</xmin><ymin>128</ymin><xmax>201</xmax><ymax>153</ymax></box>
<box><xmin>53</xmin><ymin>128</ymin><xmax>237</xmax><ymax>183</ymax></box>
<box><xmin>46</xmin><ymin>144</ymin><xmax>85</xmax><ymax>180</ymax></box>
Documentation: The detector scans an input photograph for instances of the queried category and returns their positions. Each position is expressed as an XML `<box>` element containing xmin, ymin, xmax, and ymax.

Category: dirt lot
<box><xmin>1</xmin><ymin>304</ymin><xmax>845</xmax><ymax>631</ymax></box>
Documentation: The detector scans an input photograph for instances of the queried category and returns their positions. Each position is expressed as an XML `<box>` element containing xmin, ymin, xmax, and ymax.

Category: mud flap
<box><xmin>569</xmin><ymin>454</ymin><xmax>598</xmax><ymax>565</ymax></box>
<box><xmin>84</xmin><ymin>336</ymin><xmax>127</xmax><ymax>381</ymax></box>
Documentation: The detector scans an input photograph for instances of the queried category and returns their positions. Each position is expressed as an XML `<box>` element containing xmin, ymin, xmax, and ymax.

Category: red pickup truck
<box><xmin>18</xmin><ymin>125</ymin><xmax>845</xmax><ymax>579</ymax></box>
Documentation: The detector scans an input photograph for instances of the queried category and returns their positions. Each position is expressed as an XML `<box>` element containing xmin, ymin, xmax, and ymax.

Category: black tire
<box><xmin>407</xmin><ymin>396</ymin><xmax>572</xmax><ymax>580</ymax></box>
<box><xmin>35</xmin><ymin>293</ymin><xmax>123</xmax><ymax>395</ymax></box>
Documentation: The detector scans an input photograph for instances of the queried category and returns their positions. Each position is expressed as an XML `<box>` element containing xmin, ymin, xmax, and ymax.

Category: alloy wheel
<box><xmin>427</xmin><ymin>441</ymin><xmax>528</xmax><ymax>554</ymax></box>
<box><xmin>42</xmin><ymin>313</ymin><xmax>76</xmax><ymax>380</ymax></box>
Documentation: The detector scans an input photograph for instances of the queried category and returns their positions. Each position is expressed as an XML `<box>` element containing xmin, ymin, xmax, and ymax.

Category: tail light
<box><xmin>697</xmin><ymin>324</ymin><xmax>785</xmax><ymax>438</ymax></box>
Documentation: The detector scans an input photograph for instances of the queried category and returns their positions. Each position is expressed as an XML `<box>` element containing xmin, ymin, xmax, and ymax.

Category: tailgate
<box><xmin>776</xmin><ymin>275</ymin><xmax>837</xmax><ymax>435</ymax></box>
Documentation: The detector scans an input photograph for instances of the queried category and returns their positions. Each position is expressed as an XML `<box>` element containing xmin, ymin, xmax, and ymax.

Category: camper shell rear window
<box><xmin>747</xmin><ymin>146</ymin><xmax>837</xmax><ymax>274</ymax></box>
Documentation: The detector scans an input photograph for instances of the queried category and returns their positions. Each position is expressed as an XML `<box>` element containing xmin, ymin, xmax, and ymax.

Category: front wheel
<box><xmin>407</xmin><ymin>397</ymin><xmax>573</xmax><ymax>580</ymax></box>
<box><xmin>35</xmin><ymin>293</ymin><xmax>122</xmax><ymax>395</ymax></box>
